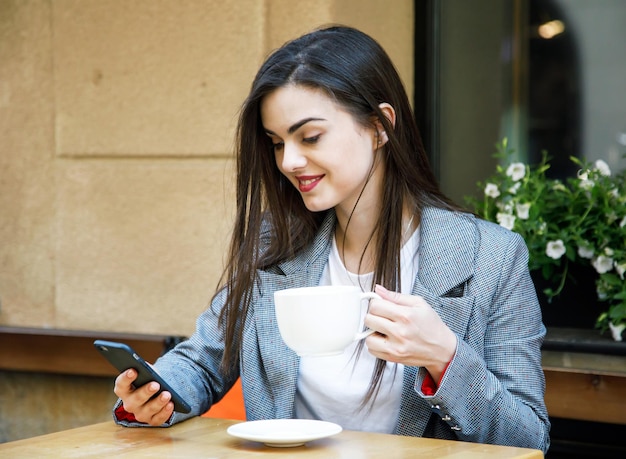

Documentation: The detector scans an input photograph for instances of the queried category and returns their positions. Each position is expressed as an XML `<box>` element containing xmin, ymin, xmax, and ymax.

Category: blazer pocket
<box><xmin>442</xmin><ymin>281</ymin><xmax>467</xmax><ymax>298</ymax></box>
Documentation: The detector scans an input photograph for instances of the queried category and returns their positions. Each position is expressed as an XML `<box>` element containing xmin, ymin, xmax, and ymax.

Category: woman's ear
<box><xmin>374</xmin><ymin>103</ymin><xmax>396</xmax><ymax>147</ymax></box>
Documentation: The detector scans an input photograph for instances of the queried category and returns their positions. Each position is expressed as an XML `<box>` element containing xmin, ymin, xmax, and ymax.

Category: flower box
<box><xmin>467</xmin><ymin>139</ymin><xmax>626</xmax><ymax>341</ymax></box>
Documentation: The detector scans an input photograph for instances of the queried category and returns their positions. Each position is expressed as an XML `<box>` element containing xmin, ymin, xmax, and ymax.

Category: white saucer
<box><xmin>226</xmin><ymin>419</ymin><xmax>342</xmax><ymax>447</ymax></box>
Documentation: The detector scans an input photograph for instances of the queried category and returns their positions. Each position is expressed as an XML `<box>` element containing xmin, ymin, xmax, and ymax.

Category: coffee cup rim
<box><xmin>274</xmin><ymin>285</ymin><xmax>361</xmax><ymax>297</ymax></box>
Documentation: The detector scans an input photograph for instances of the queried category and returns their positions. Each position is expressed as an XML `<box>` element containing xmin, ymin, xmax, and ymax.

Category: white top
<box><xmin>294</xmin><ymin>227</ymin><xmax>420</xmax><ymax>433</ymax></box>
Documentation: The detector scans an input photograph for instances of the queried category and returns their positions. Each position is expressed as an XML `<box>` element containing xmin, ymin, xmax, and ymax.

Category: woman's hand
<box><xmin>114</xmin><ymin>369</ymin><xmax>174</xmax><ymax>426</ymax></box>
<box><xmin>364</xmin><ymin>284</ymin><xmax>457</xmax><ymax>383</ymax></box>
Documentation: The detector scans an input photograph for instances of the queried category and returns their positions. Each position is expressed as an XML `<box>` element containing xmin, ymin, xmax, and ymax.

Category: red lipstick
<box><xmin>296</xmin><ymin>175</ymin><xmax>324</xmax><ymax>192</ymax></box>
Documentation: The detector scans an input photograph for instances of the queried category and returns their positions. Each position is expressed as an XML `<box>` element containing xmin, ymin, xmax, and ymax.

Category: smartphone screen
<box><xmin>94</xmin><ymin>339</ymin><xmax>191</xmax><ymax>413</ymax></box>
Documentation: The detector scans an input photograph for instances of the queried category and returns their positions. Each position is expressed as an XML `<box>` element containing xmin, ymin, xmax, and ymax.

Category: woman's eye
<box><xmin>303</xmin><ymin>135</ymin><xmax>320</xmax><ymax>144</ymax></box>
<box><xmin>272</xmin><ymin>142</ymin><xmax>284</xmax><ymax>151</ymax></box>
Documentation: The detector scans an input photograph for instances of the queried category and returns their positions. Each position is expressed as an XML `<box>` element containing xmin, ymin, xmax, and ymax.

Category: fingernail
<box><xmin>375</xmin><ymin>284</ymin><xmax>389</xmax><ymax>293</ymax></box>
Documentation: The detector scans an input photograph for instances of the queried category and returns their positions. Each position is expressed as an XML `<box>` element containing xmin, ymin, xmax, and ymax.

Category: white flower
<box><xmin>516</xmin><ymin>203</ymin><xmax>531</xmax><ymax>220</ymax></box>
<box><xmin>485</xmin><ymin>183</ymin><xmax>500</xmax><ymax>198</ymax></box>
<box><xmin>546</xmin><ymin>240</ymin><xmax>566</xmax><ymax>260</ymax></box>
<box><xmin>594</xmin><ymin>159</ymin><xmax>611</xmax><ymax>176</ymax></box>
<box><xmin>579</xmin><ymin>178</ymin><xmax>594</xmax><ymax>190</ymax></box>
<box><xmin>592</xmin><ymin>255</ymin><xmax>614</xmax><ymax>274</ymax></box>
<box><xmin>577</xmin><ymin>244</ymin><xmax>594</xmax><ymax>259</ymax></box>
<box><xmin>608</xmin><ymin>322</ymin><xmax>625</xmax><ymax>342</ymax></box>
<box><xmin>506</xmin><ymin>162</ymin><xmax>526</xmax><ymax>182</ymax></box>
<box><xmin>496</xmin><ymin>212</ymin><xmax>516</xmax><ymax>230</ymax></box>
<box><xmin>615</xmin><ymin>262</ymin><xmax>626</xmax><ymax>280</ymax></box>
<box><xmin>552</xmin><ymin>182</ymin><xmax>567</xmax><ymax>192</ymax></box>
<box><xmin>604</xmin><ymin>247</ymin><xmax>614</xmax><ymax>257</ymax></box>
<box><xmin>621</xmin><ymin>216</ymin><xmax>626</xmax><ymax>228</ymax></box>
<box><xmin>577</xmin><ymin>169</ymin><xmax>595</xmax><ymax>189</ymax></box>
<box><xmin>508</xmin><ymin>182</ymin><xmax>521</xmax><ymax>194</ymax></box>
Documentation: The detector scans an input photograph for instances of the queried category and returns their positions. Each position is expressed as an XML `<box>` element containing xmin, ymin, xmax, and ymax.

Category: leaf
<box><xmin>614</xmin><ymin>291</ymin><xmax>626</xmax><ymax>300</ymax></box>
<box><xmin>608</xmin><ymin>302</ymin><xmax>626</xmax><ymax>321</ymax></box>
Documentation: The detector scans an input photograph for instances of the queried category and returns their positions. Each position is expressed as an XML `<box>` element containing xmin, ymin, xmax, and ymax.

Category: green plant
<box><xmin>467</xmin><ymin>139</ymin><xmax>626</xmax><ymax>340</ymax></box>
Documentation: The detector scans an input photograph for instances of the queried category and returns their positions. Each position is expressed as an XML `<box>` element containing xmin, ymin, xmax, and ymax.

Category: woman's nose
<box><xmin>281</xmin><ymin>143</ymin><xmax>307</xmax><ymax>171</ymax></box>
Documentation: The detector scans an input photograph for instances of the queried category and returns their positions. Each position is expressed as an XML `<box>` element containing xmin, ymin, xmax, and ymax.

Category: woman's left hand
<box><xmin>364</xmin><ymin>284</ymin><xmax>457</xmax><ymax>382</ymax></box>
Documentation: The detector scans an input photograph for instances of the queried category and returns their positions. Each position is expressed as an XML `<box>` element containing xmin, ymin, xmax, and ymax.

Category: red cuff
<box><xmin>115</xmin><ymin>404</ymin><xmax>138</xmax><ymax>423</ymax></box>
<box><xmin>421</xmin><ymin>360</ymin><xmax>452</xmax><ymax>396</ymax></box>
<box><xmin>114</xmin><ymin>404</ymin><xmax>174</xmax><ymax>425</ymax></box>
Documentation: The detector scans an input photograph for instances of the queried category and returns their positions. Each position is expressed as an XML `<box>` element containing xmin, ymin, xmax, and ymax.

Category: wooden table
<box><xmin>0</xmin><ymin>417</ymin><xmax>542</xmax><ymax>458</ymax></box>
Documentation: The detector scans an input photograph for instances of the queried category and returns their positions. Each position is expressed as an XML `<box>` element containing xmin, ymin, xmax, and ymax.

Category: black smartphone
<box><xmin>93</xmin><ymin>339</ymin><xmax>191</xmax><ymax>414</ymax></box>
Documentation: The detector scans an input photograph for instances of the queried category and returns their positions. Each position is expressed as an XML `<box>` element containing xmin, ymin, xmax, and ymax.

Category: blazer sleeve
<box><xmin>415</xmin><ymin>231</ymin><xmax>551</xmax><ymax>454</ymax></box>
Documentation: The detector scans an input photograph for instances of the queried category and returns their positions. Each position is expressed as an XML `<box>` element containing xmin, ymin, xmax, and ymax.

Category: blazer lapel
<box><xmin>417</xmin><ymin>208</ymin><xmax>477</xmax><ymax>294</ymax></box>
<box><xmin>397</xmin><ymin>208</ymin><xmax>479</xmax><ymax>436</ymax></box>
<box><xmin>253</xmin><ymin>213</ymin><xmax>335</xmax><ymax>418</ymax></box>
<box><xmin>414</xmin><ymin>208</ymin><xmax>478</xmax><ymax>336</ymax></box>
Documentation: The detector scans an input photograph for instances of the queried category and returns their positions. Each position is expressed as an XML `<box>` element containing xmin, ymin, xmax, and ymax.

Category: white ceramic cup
<box><xmin>273</xmin><ymin>285</ymin><xmax>381</xmax><ymax>357</ymax></box>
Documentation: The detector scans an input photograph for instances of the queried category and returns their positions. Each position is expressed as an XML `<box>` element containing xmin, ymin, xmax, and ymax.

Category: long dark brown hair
<box><xmin>216</xmin><ymin>25</ymin><xmax>462</xmax><ymax>401</ymax></box>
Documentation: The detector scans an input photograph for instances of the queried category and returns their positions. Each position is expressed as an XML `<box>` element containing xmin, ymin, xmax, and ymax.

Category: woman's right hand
<box><xmin>114</xmin><ymin>368</ymin><xmax>174</xmax><ymax>426</ymax></box>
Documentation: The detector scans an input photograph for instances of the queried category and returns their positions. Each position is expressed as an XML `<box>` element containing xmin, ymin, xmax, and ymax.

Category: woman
<box><xmin>114</xmin><ymin>25</ymin><xmax>550</xmax><ymax>453</ymax></box>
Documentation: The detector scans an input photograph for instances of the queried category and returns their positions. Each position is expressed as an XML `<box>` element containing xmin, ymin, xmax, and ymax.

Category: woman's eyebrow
<box><xmin>264</xmin><ymin>117</ymin><xmax>326</xmax><ymax>136</ymax></box>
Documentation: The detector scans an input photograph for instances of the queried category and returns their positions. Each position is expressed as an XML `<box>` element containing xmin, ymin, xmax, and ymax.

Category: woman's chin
<box><xmin>301</xmin><ymin>198</ymin><xmax>334</xmax><ymax>213</ymax></box>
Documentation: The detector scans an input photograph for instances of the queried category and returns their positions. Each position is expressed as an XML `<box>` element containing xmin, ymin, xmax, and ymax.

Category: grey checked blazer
<box><xmin>115</xmin><ymin>207</ymin><xmax>550</xmax><ymax>453</ymax></box>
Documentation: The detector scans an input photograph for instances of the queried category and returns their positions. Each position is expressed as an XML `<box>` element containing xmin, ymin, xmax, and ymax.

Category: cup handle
<box><xmin>354</xmin><ymin>292</ymin><xmax>381</xmax><ymax>340</ymax></box>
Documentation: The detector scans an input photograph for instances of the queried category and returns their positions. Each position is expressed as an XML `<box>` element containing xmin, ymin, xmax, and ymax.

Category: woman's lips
<box><xmin>296</xmin><ymin>175</ymin><xmax>324</xmax><ymax>192</ymax></box>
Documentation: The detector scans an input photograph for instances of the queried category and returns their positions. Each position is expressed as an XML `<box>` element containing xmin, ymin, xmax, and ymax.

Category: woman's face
<box><xmin>260</xmin><ymin>84</ymin><xmax>383</xmax><ymax>219</ymax></box>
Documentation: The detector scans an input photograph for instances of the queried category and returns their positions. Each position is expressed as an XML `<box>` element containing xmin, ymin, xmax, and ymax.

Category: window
<box><xmin>415</xmin><ymin>0</ymin><xmax>626</xmax><ymax>202</ymax></box>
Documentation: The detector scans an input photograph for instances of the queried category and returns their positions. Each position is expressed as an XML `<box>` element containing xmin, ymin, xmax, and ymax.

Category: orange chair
<box><xmin>202</xmin><ymin>378</ymin><xmax>245</xmax><ymax>420</ymax></box>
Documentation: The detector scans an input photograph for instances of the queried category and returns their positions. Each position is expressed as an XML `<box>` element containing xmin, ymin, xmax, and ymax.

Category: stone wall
<box><xmin>0</xmin><ymin>0</ymin><xmax>413</xmax><ymax>336</ymax></box>
<box><xmin>0</xmin><ymin>0</ymin><xmax>414</xmax><ymax>442</ymax></box>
